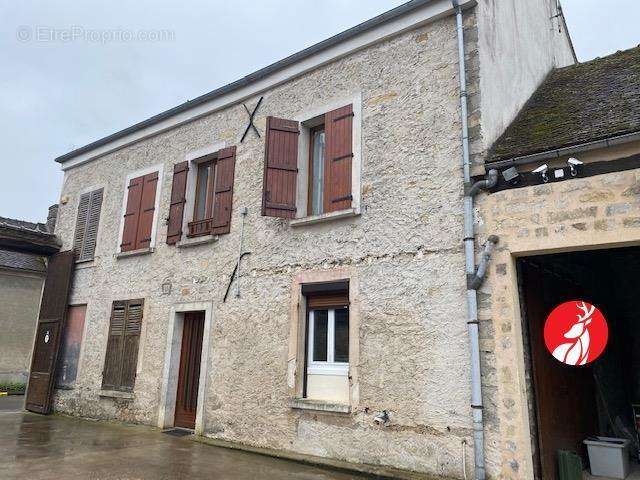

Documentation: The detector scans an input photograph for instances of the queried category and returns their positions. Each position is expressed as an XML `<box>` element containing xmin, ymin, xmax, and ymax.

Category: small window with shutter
<box><xmin>102</xmin><ymin>299</ymin><xmax>144</xmax><ymax>392</ymax></box>
<box><xmin>262</xmin><ymin>103</ymin><xmax>355</xmax><ymax>219</ymax></box>
<box><xmin>118</xmin><ymin>166</ymin><xmax>163</xmax><ymax>253</ymax></box>
<box><xmin>73</xmin><ymin>188</ymin><xmax>103</xmax><ymax>262</ymax></box>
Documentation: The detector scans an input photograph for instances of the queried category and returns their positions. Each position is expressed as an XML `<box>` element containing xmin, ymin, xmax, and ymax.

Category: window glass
<box><xmin>194</xmin><ymin>163</ymin><xmax>210</xmax><ymax>221</ymax></box>
<box><xmin>312</xmin><ymin>309</ymin><xmax>328</xmax><ymax>362</ymax></box>
<box><xmin>334</xmin><ymin>307</ymin><xmax>349</xmax><ymax>363</ymax></box>
<box><xmin>311</xmin><ymin>129</ymin><xmax>325</xmax><ymax>215</ymax></box>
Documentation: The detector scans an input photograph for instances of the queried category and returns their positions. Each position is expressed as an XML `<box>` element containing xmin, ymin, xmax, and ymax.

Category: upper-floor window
<box><xmin>119</xmin><ymin>167</ymin><xmax>162</xmax><ymax>253</ymax></box>
<box><xmin>73</xmin><ymin>188</ymin><xmax>103</xmax><ymax>262</ymax></box>
<box><xmin>166</xmin><ymin>146</ymin><xmax>237</xmax><ymax>244</ymax></box>
<box><xmin>261</xmin><ymin>100</ymin><xmax>359</xmax><ymax>220</ymax></box>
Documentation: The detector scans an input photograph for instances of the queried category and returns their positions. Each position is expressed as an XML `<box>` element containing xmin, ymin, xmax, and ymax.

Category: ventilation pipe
<box><xmin>452</xmin><ymin>2</ymin><xmax>499</xmax><ymax>479</ymax></box>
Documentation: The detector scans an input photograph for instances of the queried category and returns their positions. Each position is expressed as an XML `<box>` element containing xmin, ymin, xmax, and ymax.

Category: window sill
<box><xmin>115</xmin><ymin>247</ymin><xmax>154</xmax><ymax>259</ymax></box>
<box><xmin>177</xmin><ymin>235</ymin><xmax>219</xmax><ymax>249</ymax></box>
<box><xmin>289</xmin><ymin>398</ymin><xmax>351</xmax><ymax>414</ymax></box>
<box><xmin>99</xmin><ymin>390</ymin><xmax>134</xmax><ymax>400</ymax></box>
<box><xmin>290</xmin><ymin>208</ymin><xmax>360</xmax><ymax>227</ymax></box>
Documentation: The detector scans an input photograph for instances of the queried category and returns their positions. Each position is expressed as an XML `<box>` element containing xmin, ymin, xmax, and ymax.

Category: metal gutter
<box><xmin>487</xmin><ymin>130</ymin><xmax>640</xmax><ymax>169</ymax></box>
<box><xmin>55</xmin><ymin>0</ymin><xmax>473</xmax><ymax>166</ymax></box>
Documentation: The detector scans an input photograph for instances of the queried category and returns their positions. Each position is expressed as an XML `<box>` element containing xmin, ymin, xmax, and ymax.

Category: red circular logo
<box><xmin>544</xmin><ymin>301</ymin><xmax>608</xmax><ymax>366</ymax></box>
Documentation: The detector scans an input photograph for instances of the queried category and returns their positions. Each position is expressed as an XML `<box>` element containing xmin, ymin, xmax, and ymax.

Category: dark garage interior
<box><xmin>518</xmin><ymin>246</ymin><xmax>640</xmax><ymax>480</ymax></box>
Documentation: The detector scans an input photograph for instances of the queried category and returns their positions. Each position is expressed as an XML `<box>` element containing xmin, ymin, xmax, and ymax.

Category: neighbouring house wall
<box><xmin>475</xmin><ymin>0</ymin><xmax>576</xmax><ymax>161</ymax></box>
<box><xmin>475</xmin><ymin>145</ymin><xmax>640</xmax><ymax>479</ymax></box>
<box><xmin>0</xmin><ymin>269</ymin><xmax>44</xmax><ymax>384</ymax></box>
<box><xmin>51</xmin><ymin>15</ymin><xmax>481</xmax><ymax>478</ymax></box>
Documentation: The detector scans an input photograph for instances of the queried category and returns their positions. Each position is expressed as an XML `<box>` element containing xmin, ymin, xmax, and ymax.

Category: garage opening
<box><xmin>518</xmin><ymin>247</ymin><xmax>640</xmax><ymax>480</ymax></box>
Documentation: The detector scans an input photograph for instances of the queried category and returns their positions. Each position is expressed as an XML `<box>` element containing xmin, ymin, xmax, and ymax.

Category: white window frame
<box><xmin>307</xmin><ymin>307</ymin><xmax>349</xmax><ymax>376</ymax></box>
<box><xmin>116</xmin><ymin>163</ymin><xmax>164</xmax><ymax>253</ymax></box>
<box><xmin>294</xmin><ymin>92</ymin><xmax>362</xmax><ymax>219</ymax></box>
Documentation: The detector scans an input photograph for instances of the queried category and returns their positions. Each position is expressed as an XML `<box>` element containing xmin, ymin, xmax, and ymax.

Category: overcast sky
<box><xmin>1</xmin><ymin>0</ymin><xmax>638</xmax><ymax>222</ymax></box>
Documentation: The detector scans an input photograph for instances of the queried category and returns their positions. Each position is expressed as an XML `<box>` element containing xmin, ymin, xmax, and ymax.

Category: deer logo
<box><xmin>551</xmin><ymin>301</ymin><xmax>594</xmax><ymax>365</ymax></box>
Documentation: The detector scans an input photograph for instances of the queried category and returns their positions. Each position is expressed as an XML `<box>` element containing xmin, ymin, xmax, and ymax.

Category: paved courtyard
<box><xmin>0</xmin><ymin>397</ymin><xmax>372</xmax><ymax>480</ymax></box>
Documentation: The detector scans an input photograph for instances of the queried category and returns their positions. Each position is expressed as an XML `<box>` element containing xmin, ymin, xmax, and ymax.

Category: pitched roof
<box><xmin>0</xmin><ymin>216</ymin><xmax>50</xmax><ymax>235</ymax></box>
<box><xmin>488</xmin><ymin>46</ymin><xmax>640</xmax><ymax>164</ymax></box>
<box><xmin>0</xmin><ymin>249</ymin><xmax>46</xmax><ymax>273</ymax></box>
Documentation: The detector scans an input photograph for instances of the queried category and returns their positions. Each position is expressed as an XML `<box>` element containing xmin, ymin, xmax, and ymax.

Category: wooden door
<box><xmin>520</xmin><ymin>260</ymin><xmax>598</xmax><ymax>480</ymax></box>
<box><xmin>174</xmin><ymin>311</ymin><xmax>205</xmax><ymax>429</ymax></box>
<box><xmin>26</xmin><ymin>251</ymin><xmax>75</xmax><ymax>414</ymax></box>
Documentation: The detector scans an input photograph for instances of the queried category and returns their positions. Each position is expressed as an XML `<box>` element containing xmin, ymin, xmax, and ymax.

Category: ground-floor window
<box><xmin>304</xmin><ymin>286</ymin><xmax>350</xmax><ymax>404</ymax></box>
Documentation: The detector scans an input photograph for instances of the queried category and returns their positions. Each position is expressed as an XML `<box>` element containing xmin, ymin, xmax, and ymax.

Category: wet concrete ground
<box><xmin>0</xmin><ymin>397</ymin><xmax>370</xmax><ymax>480</ymax></box>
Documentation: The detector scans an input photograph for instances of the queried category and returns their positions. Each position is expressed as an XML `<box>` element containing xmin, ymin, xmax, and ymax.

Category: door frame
<box><xmin>158</xmin><ymin>302</ymin><xmax>213</xmax><ymax>434</ymax></box>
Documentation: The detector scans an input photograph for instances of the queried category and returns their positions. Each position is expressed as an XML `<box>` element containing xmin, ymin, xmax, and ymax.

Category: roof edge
<box><xmin>486</xmin><ymin>130</ymin><xmax>640</xmax><ymax>168</ymax></box>
<box><xmin>56</xmin><ymin>0</ymin><xmax>471</xmax><ymax>167</ymax></box>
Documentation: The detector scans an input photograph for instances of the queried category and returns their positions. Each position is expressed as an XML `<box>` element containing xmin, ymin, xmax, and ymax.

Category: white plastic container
<box><xmin>583</xmin><ymin>436</ymin><xmax>630</xmax><ymax>479</ymax></box>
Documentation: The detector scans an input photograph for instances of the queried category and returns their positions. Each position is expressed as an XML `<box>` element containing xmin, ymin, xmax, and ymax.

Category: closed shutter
<box><xmin>136</xmin><ymin>172</ymin><xmax>158</xmax><ymax>250</ymax></box>
<box><xmin>120</xmin><ymin>176</ymin><xmax>143</xmax><ymax>252</ymax></box>
<box><xmin>324</xmin><ymin>104</ymin><xmax>353</xmax><ymax>213</ymax></box>
<box><xmin>262</xmin><ymin>117</ymin><xmax>299</xmax><ymax>218</ymax></box>
<box><xmin>166</xmin><ymin>162</ymin><xmax>189</xmax><ymax>245</ymax></box>
<box><xmin>73</xmin><ymin>189</ymin><xmax>103</xmax><ymax>261</ymax></box>
<box><xmin>102</xmin><ymin>299</ymin><xmax>144</xmax><ymax>391</ymax></box>
<box><xmin>120</xmin><ymin>172</ymin><xmax>158</xmax><ymax>252</ymax></box>
<box><xmin>102</xmin><ymin>302</ymin><xmax>126</xmax><ymax>390</ymax></box>
<box><xmin>211</xmin><ymin>146</ymin><xmax>236</xmax><ymax>235</ymax></box>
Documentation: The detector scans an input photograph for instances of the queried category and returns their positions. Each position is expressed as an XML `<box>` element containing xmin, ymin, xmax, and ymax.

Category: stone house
<box><xmin>476</xmin><ymin>46</ymin><xmax>640</xmax><ymax>479</ymax></box>
<box><xmin>41</xmin><ymin>0</ymin><xmax>576</xmax><ymax>479</ymax></box>
<box><xmin>0</xmin><ymin>208</ymin><xmax>59</xmax><ymax>386</ymax></box>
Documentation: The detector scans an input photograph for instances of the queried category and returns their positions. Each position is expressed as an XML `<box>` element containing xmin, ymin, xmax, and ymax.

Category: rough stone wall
<box><xmin>0</xmin><ymin>270</ymin><xmax>43</xmax><ymax>383</ymax></box>
<box><xmin>52</xmin><ymin>15</ymin><xmax>480</xmax><ymax>478</ymax></box>
<box><xmin>476</xmin><ymin>161</ymin><xmax>640</xmax><ymax>479</ymax></box>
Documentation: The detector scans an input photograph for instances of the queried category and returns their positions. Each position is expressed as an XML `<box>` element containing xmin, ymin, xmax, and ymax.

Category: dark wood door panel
<box><xmin>174</xmin><ymin>312</ymin><xmax>205</xmax><ymax>429</ymax></box>
<box><xmin>26</xmin><ymin>251</ymin><xmax>74</xmax><ymax>414</ymax></box>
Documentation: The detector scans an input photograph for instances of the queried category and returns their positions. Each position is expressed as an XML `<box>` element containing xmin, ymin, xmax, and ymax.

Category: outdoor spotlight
<box><xmin>501</xmin><ymin>166</ymin><xmax>520</xmax><ymax>186</ymax></box>
<box><xmin>567</xmin><ymin>157</ymin><xmax>583</xmax><ymax>177</ymax></box>
<box><xmin>373</xmin><ymin>410</ymin><xmax>390</xmax><ymax>426</ymax></box>
<box><xmin>532</xmin><ymin>163</ymin><xmax>549</xmax><ymax>183</ymax></box>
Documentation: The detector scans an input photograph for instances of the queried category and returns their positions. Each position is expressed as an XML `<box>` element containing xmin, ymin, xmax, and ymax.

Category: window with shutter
<box><xmin>186</xmin><ymin>146</ymin><xmax>236</xmax><ymax>237</ymax></box>
<box><xmin>102</xmin><ymin>299</ymin><xmax>144</xmax><ymax>392</ymax></box>
<box><xmin>120</xmin><ymin>170</ymin><xmax>160</xmax><ymax>252</ymax></box>
<box><xmin>73</xmin><ymin>188</ymin><xmax>103</xmax><ymax>262</ymax></box>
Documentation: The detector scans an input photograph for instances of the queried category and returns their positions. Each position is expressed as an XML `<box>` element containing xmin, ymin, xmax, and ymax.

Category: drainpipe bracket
<box><xmin>467</xmin><ymin>273</ymin><xmax>479</xmax><ymax>290</ymax></box>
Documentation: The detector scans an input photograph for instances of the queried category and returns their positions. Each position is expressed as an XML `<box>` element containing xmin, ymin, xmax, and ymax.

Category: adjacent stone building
<box><xmin>46</xmin><ymin>1</ymin><xmax>575</xmax><ymax>478</ymax></box>
<box><xmin>476</xmin><ymin>46</ymin><xmax>640</xmax><ymax>479</ymax></box>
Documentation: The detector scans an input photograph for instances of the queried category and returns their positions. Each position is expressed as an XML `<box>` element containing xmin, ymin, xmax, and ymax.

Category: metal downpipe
<box><xmin>452</xmin><ymin>2</ymin><xmax>498</xmax><ymax>479</ymax></box>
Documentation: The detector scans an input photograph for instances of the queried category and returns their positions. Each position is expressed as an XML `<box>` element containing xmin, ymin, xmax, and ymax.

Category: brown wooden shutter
<box><xmin>136</xmin><ymin>172</ymin><xmax>158</xmax><ymax>250</ymax></box>
<box><xmin>121</xmin><ymin>300</ymin><xmax>143</xmax><ymax>390</ymax></box>
<box><xmin>211</xmin><ymin>146</ymin><xmax>236</xmax><ymax>235</ymax></box>
<box><xmin>26</xmin><ymin>251</ymin><xmax>75</xmax><ymax>414</ymax></box>
<box><xmin>166</xmin><ymin>161</ymin><xmax>189</xmax><ymax>245</ymax></box>
<box><xmin>121</xmin><ymin>176</ymin><xmax>143</xmax><ymax>252</ymax></box>
<box><xmin>262</xmin><ymin>117</ymin><xmax>299</xmax><ymax>218</ymax></box>
<box><xmin>102</xmin><ymin>301</ymin><xmax>126</xmax><ymax>390</ymax></box>
<box><xmin>324</xmin><ymin>104</ymin><xmax>353</xmax><ymax>213</ymax></box>
<box><xmin>102</xmin><ymin>299</ymin><xmax>143</xmax><ymax>391</ymax></box>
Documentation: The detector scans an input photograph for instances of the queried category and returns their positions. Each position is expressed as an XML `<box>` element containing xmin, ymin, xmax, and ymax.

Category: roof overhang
<box><xmin>486</xmin><ymin>130</ymin><xmax>640</xmax><ymax>169</ymax></box>
<box><xmin>0</xmin><ymin>225</ymin><xmax>61</xmax><ymax>255</ymax></box>
<box><xmin>56</xmin><ymin>0</ymin><xmax>475</xmax><ymax>171</ymax></box>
